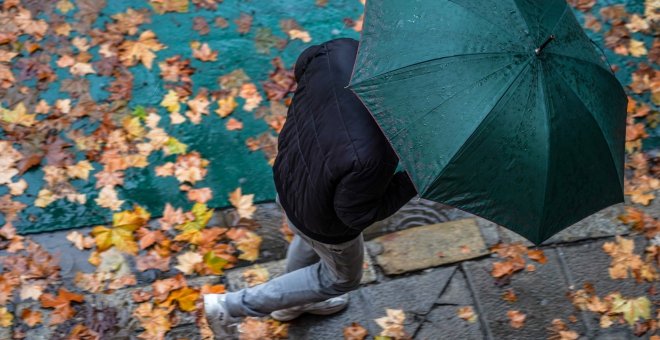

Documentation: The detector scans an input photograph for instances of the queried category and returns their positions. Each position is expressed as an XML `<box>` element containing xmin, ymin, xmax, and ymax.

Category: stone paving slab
<box><xmin>225</xmin><ymin>247</ymin><xmax>377</xmax><ymax>291</ymax></box>
<box><xmin>557</xmin><ymin>235</ymin><xmax>655</xmax><ymax>338</ymax></box>
<box><xmin>368</xmin><ymin>219</ymin><xmax>489</xmax><ymax>275</ymax></box>
<box><xmin>415</xmin><ymin>270</ymin><xmax>484</xmax><ymax>340</ymax></box>
<box><xmin>462</xmin><ymin>248</ymin><xmax>587</xmax><ymax>340</ymax></box>
<box><xmin>288</xmin><ymin>266</ymin><xmax>457</xmax><ymax>339</ymax></box>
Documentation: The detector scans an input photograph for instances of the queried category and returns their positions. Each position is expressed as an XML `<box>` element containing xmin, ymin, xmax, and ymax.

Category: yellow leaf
<box><xmin>0</xmin><ymin>103</ymin><xmax>36</xmax><ymax>127</ymax></box>
<box><xmin>91</xmin><ymin>206</ymin><xmax>149</xmax><ymax>254</ymax></box>
<box><xmin>118</xmin><ymin>30</ymin><xmax>164</xmax><ymax>69</ymax></box>
<box><xmin>66</xmin><ymin>160</ymin><xmax>94</xmax><ymax>180</ymax></box>
<box><xmin>160</xmin><ymin>286</ymin><xmax>200</xmax><ymax>312</ymax></box>
<box><xmin>0</xmin><ymin>306</ymin><xmax>13</xmax><ymax>327</ymax></box>
<box><xmin>629</xmin><ymin>39</ymin><xmax>648</xmax><ymax>58</ymax></box>
<box><xmin>160</xmin><ymin>90</ymin><xmax>181</xmax><ymax>113</ymax></box>
<box><xmin>123</xmin><ymin>116</ymin><xmax>146</xmax><ymax>139</ymax></box>
<box><xmin>56</xmin><ymin>0</ymin><xmax>75</xmax><ymax>13</ymax></box>
<box><xmin>215</xmin><ymin>96</ymin><xmax>237</xmax><ymax>117</ymax></box>
<box><xmin>35</xmin><ymin>189</ymin><xmax>58</xmax><ymax>208</ymax></box>
<box><xmin>609</xmin><ymin>293</ymin><xmax>650</xmax><ymax>326</ymax></box>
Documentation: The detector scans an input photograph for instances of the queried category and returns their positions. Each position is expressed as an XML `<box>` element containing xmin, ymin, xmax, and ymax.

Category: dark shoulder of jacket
<box><xmin>294</xmin><ymin>38</ymin><xmax>359</xmax><ymax>82</ymax></box>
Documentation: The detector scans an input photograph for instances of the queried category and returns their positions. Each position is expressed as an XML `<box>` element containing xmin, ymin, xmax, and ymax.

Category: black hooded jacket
<box><xmin>273</xmin><ymin>38</ymin><xmax>417</xmax><ymax>244</ymax></box>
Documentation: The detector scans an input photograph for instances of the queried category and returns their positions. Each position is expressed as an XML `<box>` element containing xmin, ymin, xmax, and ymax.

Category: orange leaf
<box><xmin>344</xmin><ymin>322</ymin><xmax>368</xmax><ymax>340</ymax></box>
<box><xmin>39</xmin><ymin>288</ymin><xmax>84</xmax><ymax>325</ymax></box>
<box><xmin>21</xmin><ymin>308</ymin><xmax>42</xmax><ymax>327</ymax></box>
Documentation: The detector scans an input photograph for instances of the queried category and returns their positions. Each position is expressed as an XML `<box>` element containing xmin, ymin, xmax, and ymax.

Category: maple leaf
<box><xmin>136</xmin><ymin>250</ymin><xmax>171</xmax><ymax>272</ymax></box>
<box><xmin>175</xmin><ymin>251</ymin><xmax>203</xmax><ymax>275</ymax></box>
<box><xmin>160</xmin><ymin>286</ymin><xmax>199</xmax><ymax>312</ymax></box>
<box><xmin>242</xmin><ymin>266</ymin><xmax>269</xmax><ymax>287</ymax></box>
<box><xmin>0</xmin><ymin>306</ymin><xmax>13</xmax><ymax>327</ymax></box>
<box><xmin>234</xmin><ymin>12</ymin><xmax>253</xmax><ymax>34</ymax></box>
<box><xmin>288</xmin><ymin>29</ymin><xmax>312</xmax><ymax>42</ymax></box>
<box><xmin>187</xmin><ymin>187</ymin><xmax>213</xmax><ymax>203</ymax></box>
<box><xmin>91</xmin><ymin>205</ymin><xmax>150</xmax><ymax>254</ymax></box>
<box><xmin>191</xmin><ymin>41</ymin><xmax>218</xmax><ymax>61</ymax></box>
<box><xmin>229</xmin><ymin>188</ymin><xmax>257</xmax><ymax>219</ymax></box>
<box><xmin>95</xmin><ymin>186</ymin><xmax>124</xmax><ymax>211</ymax></box>
<box><xmin>227</xmin><ymin>227</ymin><xmax>262</xmax><ymax>261</ymax></box>
<box><xmin>164</xmin><ymin>137</ymin><xmax>188</xmax><ymax>156</ymax></box>
<box><xmin>226</xmin><ymin>117</ymin><xmax>243</xmax><ymax>130</ymax></box>
<box><xmin>39</xmin><ymin>288</ymin><xmax>84</xmax><ymax>325</ymax></box>
<box><xmin>174</xmin><ymin>151</ymin><xmax>209</xmax><ymax>184</ymax></box>
<box><xmin>215</xmin><ymin>95</ymin><xmax>238</xmax><ymax>117</ymax></box>
<box><xmin>174</xmin><ymin>202</ymin><xmax>213</xmax><ymax>244</ymax></box>
<box><xmin>152</xmin><ymin>274</ymin><xmax>187</xmax><ymax>302</ymax></box>
<box><xmin>507</xmin><ymin>310</ymin><xmax>526</xmax><ymax>329</ymax></box>
<box><xmin>457</xmin><ymin>306</ymin><xmax>477</xmax><ymax>323</ymax></box>
<box><xmin>375</xmin><ymin>308</ymin><xmax>409</xmax><ymax>339</ymax></box>
<box><xmin>526</xmin><ymin>249</ymin><xmax>547</xmax><ymax>264</ymax></box>
<box><xmin>133</xmin><ymin>302</ymin><xmax>173</xmax><ymax>339</ymax></box>
<box><xmin>160</xmin><ymin>89</ymin><xmax>181</xmax><ymax>113</ymax></box>
<box><xmin>202</xmin><ymin>250</ymin><xmax>229</xmax><ymax>275</ymax></box>
<box><xmin>20</xmin><ymin>282</ymin><xmax>45</xmax><ymax>301</ymax></box>
<box><xmin>21</xmin><ymin>308</ymin><xmax>42</xmax><ymax>327</ymax></box>
<box><xmin>501</xmin><ymin>289</ymin><xmax>518</xmax><ymax>303</ymax></box>
<box><xmin>609</xmin><ymin>293</ymin><xmax>651</xmax><ymax>326</ymax></box>
<box><xmin>68</xmin><ymin>324</ymin><xmax>100</xmax><ymax>339</ymax></box>
<box><xmin>239</xmin><ymin>318</ymin><xmax>289</xmax><ymax>340</ymax></box>
<box><xmin>344</xmin><ymin>322</ymin><xmax>368</xmax><ymax>340</ymax></box>
<box><xmin>239</xmin><ymin>83</ymin><xmax>263</xmax><ymax>111</ymax></box>
<box><xmin>150</xmin><ymin>0</ymin><xmax>189</xmax><ymax>14</ymax></box>
<box><xmin>0</xmin><ymin>102</ymin><xmax>36</xmax><ymax>127</ymax></box>
<box><xmin>159</xmin><ymin>203</ymin><xmax>187</xmax><ymax>230</ymax></box>
<box><xmin>630</xmin><ymin>39</ymin><xmax>648</xmax><ymax>57</ymax></box>
<box><xmin>118</xmin><ymin>30</ymin><xmax>164</xmax><ymax>69</ymax></box>
<box><xmin>66</xmin><ymin>231</ymin><xmax>94</xmax><ymax>250</ymax></box>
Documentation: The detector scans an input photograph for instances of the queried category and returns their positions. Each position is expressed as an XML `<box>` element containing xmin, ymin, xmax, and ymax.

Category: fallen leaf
<box><xmin>39</xmin><ymin>288</ymin><xmax>84</xmax><ymax>325</ymax></box>
<box><xmin>175</xmin><ymin>251</ymin><xmax>203</xmax><ymax>275</ymax></box>
<box><xmin>507</xmin><ymin>310</ymin><xmax>526</xmax><ymax>329</ymax></box>
<box><xmin>20</xmin><ymin>308</ymin><xmax>42</xmax><ymax>327</ymax></box>
<box><xmin>344</xmin><ymin>322</ymin><xmax>368</xmax><ymax>340</ymax></box>
<box><xmin>457</xmin><ymin>306</ymin><xmax>477</xmax><ymax>323</ymax></box>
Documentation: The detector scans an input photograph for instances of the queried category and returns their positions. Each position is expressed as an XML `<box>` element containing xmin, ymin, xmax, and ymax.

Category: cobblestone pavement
<box><xmin>4</xmin><ymin>195</ymin><xmax>659</xmax><ymax>339</ymax></box>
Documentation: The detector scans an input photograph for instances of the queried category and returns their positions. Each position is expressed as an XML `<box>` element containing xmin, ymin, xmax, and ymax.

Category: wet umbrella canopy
<box><xmin>348</xmin><ymin>0</ymin><xmax>628</xmax><ymax>244</ymax></box>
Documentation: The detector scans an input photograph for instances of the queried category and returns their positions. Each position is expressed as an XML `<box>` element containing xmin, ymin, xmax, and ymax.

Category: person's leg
<box><xmin>284</xmin><ymin>223</ymin><xmax>321</xmax><ymax>273</ymax></box>
<box><xmin>224</xmin><ymin>224</ymin><xmax>364</xmax><ymax>317</ymax></box>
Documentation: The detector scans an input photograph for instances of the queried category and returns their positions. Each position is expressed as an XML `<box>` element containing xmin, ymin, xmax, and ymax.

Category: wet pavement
<box><xmin>3</xmin><ymin>194</ymin><xmax>660</xmax><ymax>339</ymax></box>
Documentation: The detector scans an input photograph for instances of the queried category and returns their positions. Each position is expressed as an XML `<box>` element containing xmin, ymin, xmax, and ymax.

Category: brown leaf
<box><xmin>39</xmin><ymin>288</ymin><xmax>84</xmax><ymax>325</ymax></box>
<box><xmin>344</xmin><ymin>322</ymin><xmax>368</xmax><ymax>340</ymax></box>
<box><xmin>235</xmin><ymin>13</ymin><xmax>253</xmax><ymax>34</ymax></box>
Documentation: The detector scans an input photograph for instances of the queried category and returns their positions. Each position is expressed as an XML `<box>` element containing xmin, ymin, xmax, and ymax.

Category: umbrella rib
<box><xmin>546</xmin><ymin>52</ymin><xmax>615</xmax><ymax>76</ymax></box>
<box><xmin>427</xmin><ymin>59</ymin><xmax>533</xmax><ymax>190</ymax></box>
<box><xmin>349</xmin><ymin>52</ymin><xmax>523</xmax><ymax>87</ymax></box>
<box><xmin>537</xmin><ymin>61</ymin><xmax>551</xmax><ymax>243</ymax></box>
<box><xmin>389</xmin><ymin>58</ymin><xmax>530</xmax><ymax>141</ymax></box>
<box><xmin>552</xmin><ymin>69</ymin><xmax>624</xmax><ymax>190</ymax></box>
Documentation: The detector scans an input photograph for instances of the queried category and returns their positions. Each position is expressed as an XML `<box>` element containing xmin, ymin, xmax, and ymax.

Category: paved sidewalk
<box><xmin>4</xmin><ymin>196</ymin><xmax>659</xmax><ymax>339</ymax></box>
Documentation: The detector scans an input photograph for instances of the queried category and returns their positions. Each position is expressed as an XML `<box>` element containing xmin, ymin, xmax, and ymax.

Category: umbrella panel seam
<box><xmin>383</xmin><ymin>58</ymin><xmax>530</xmax><ymax>142</ymax></box>
<box><xmin>422</xmin><ymin>58</ymin><xmax>534</xmax><ymax>194</ymax></box>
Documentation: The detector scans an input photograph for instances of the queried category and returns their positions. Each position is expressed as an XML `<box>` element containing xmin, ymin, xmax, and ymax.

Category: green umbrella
<box><xmin>348</xmin><ymin>0</ymin><xmax>628</xmax><ymax>244</ymax></box>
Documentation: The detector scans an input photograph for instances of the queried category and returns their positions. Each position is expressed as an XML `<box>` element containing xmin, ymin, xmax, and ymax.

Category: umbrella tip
<box><xmin>535</xmin><ymin>35</ymin><xmax>556</xmax><ymax>56</ymax></box>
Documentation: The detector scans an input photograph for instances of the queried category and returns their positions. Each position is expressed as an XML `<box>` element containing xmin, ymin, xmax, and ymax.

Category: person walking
<box><xmin>202</xmin><ymin>37</ymin><xmax>417</xmax><ymax>338</ymax></box>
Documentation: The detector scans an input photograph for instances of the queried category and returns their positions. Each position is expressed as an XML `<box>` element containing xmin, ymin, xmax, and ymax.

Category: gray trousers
<box><xmin>225</xmin><ymin>209</ymin><xmax>364</xmax><ymax>317</ymax></box>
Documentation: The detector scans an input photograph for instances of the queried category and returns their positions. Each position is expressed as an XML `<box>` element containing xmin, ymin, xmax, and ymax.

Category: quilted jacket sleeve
<box><xmin>333</xmin><ymin>162</ymin><xmax>418</xmax><ymax>231</ymax></box>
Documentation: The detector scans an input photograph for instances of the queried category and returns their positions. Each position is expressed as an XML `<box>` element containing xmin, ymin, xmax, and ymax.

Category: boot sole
<box><xmin>270</xmin><ymin>302</ymin><xmax>348</xmax><ymax>322</ymax></box>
